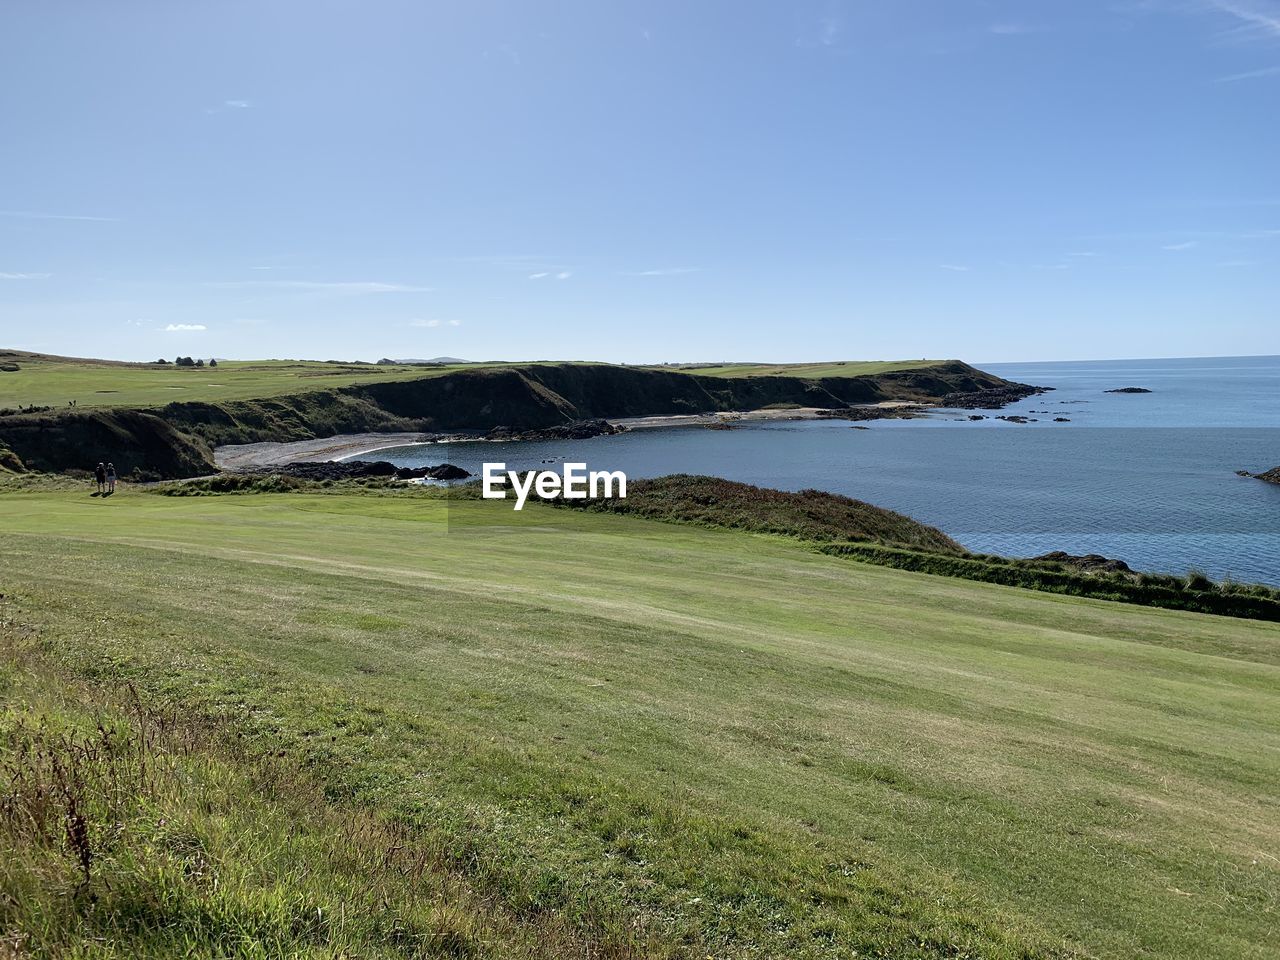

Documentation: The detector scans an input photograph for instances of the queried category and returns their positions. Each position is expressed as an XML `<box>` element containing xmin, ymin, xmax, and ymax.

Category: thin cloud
<box><xmin>406</xmin><ymin>318</ymin><xmax>462</xmax><ymax>328</ymax></box>
<box><xmin>556</xmin><ymin>271</ymin><xmax>572</xmax><ymax>280</ymax></box>
<box><xmin>989</xmin><ymin>23</ymin><xmax>1046</xmax><ymax>35</ymax></box>
<box><xmin>796</xmin><ymin>2</ymin><xmax>844</xmax><ymax>48</ymax></box>
<box><xmin>164</xmin><ymin>324</ymin><xmax>206</xmax><ymax>332</ymax></box>
<box><xmin>224</xmin><ymin>100</ymin><xmax>251</xmax><ymax>108</ymax></box>
<box><xmin>209</xmin><ymin>280</ymin><xmax>432</xmax><ymax>294</ymax></box>
<box><xmin>0</xmin><ymin>271</ymin><xmax>52</xmax><ymax>280</ymax></box>
<box><xmin>1068</xmin><ymin>251</ymin><xmax>1100</xmax><ymax>257</ymax></box>
<box><xmin>622</xmin><ymin>267</ymin><xmax>701</xmax><ymax>276</ymax></box>
<box><xmin>528</xmin><ymin>272</ymin><xmax>551</xmax><ymax>279</ymax></box>
<box><xmin>1215</xmin><ymin>63</ymin><xmax>1280</xmax><ymax>80</ymax></box>
<box><xmin>0</xmin><ymin>210</ymin><xmax>117</xmax><ymax>222</ymax></box>
<box><xmin>939</xmin><ymin>264</ymin><xmax>970</xmax><ymax>272</ymax></box>
<box><xmin>1162</xmin><ymin>241</ymin><xmax>1198</xmax><ymax>250</ymax></box>
<box><xmin>1205</xmin><ymin>0</ymin><xmax>1280</xmax><ymax>41</ymax></box>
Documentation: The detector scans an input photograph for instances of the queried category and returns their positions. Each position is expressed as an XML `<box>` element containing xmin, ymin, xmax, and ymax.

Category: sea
<box><xmin>375</xmin><ymin>356</ymin><xmax>1280</xmax><ymax>586</ymax></box>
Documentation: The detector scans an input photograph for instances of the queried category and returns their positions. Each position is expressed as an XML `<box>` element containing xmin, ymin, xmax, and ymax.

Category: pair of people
<box><xmin>94</xmin><ymin>461</ymin><xmax>117</xmax><ymax>495</ymax></box>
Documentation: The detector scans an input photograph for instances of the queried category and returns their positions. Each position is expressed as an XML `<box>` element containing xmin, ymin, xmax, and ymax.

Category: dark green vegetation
<box><xmin>820</xmin><ymin>542</ymin><xmax>1280</xmax><ymax>621</ymax></box>
<box><xmin>0</xmin><ymin>351</ymin><xmax>1021</xmax><ymax>478</ymax></box>
<box><xmin>2</xmin><ymin>483</ymin><xmax>1278</xmax><ymax>958</ymax></box>
<box><xmin>554</xmin><ymin>474</ymin><xmax>964</xmax><ymax>552</ymax></box>
<box><xmin>554</xmin><ymin>476</ymin><xmax>1280</xmax><ymax>622</ymax></box>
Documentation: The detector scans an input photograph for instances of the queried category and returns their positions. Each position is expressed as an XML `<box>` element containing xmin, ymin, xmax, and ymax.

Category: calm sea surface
<box><xmin>378</xmin><ymin>356</ymin><xmax>1280</xmax><ymax>585</ymax></box>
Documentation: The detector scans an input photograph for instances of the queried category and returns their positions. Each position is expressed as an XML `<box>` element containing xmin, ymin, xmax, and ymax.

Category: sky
<box><xmin>1</xmin><ymin>0</ymin><xmax>1278</xmax><ymax>365</ymax></box>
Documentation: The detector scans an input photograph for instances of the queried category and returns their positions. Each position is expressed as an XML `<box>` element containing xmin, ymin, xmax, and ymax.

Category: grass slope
<box><xmin>656</xmin><ymin>361</ymin><xmax>947</xmax><ymax>378</ymax></box>
<box><xmin>0</xmin><ymin>351</ymin><xmax>479</xmax><ymax>410</ymax></box>
<box><xmin>552</xmin><ymin>474</ymin><xmax>965</xmax><ymax>552</ymax></box>
<box><xmin>0</xmin><ymin>351</ymin><xmax>950</xmax><ymax>412</ymax></box>
<box><xmin>2</xmin><ymin>485</ymin><xmax>1276</xmax><ymax>958</ymax></box>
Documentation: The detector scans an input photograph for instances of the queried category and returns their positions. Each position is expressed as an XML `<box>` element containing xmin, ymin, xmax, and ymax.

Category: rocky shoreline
<box><xmin>937</xmin><ymin>383</ymin><xmax>1051</xmax><ymax>410</ymax></box>
<box><xmin>1237</xmin><ymin>466</ymin><xmax>1280</xmax><ymax>484</ymax></box>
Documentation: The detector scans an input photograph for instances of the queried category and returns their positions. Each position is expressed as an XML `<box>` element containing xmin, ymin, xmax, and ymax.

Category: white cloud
<box><xmin>224</xmin><ymin>100</ymin><xmax>251</xmax><ymax>108</ymax></box>
<box><xmin>448</xmin><ymin>319</ymin><xmax>461</xmax><ymax>326</ymax></box>
<box><xmin>1068</xmin><ymin>251</ymin><xmax>1100</xmax><ymax>257</ymax></box>
<box><xmin>1205</xmin><ymin>0</ymin><xmax>1280</xmax><ymax>41</ymax></box>
<box><xmin>622</xmin><ymin>267</ymin><xmax>701</xmax><ymax>276</ymax></box>
<box><xmin>528</xmin><ymin>272</ymin><xmax>551</xmax><ymax>279</ymax></box>
<box><xmin>0</xmin><ymin>271</ymin><xmax>51</xmax><ymax>280</ymax></box>
<box><xmin>556</xmin><ymin>271</ymin><xmax>572</xmax><ymax>280</ymax></box>
<box><xmin>1162</xmin><ymin>241</ymin><xmax>1198</xmax><ymax>250</ymax></box>
<box><xmin>407</xmin><ymin>318</ymin><xmax>462</xmax><ymax>328</ymax></box>
<box><xmin>209</xmin><ymin>280</ymin><xmax>432</xmax><ymax>294</ymax></box>
<box><xmin>939</xmin><ymin>264</ymin><xmax>970</xmax><ymax>272</ymax></box>
<box><xmin>164</xmin><ymin>323</ymin><xmax>207</xmax><ymax>332</ymax></box>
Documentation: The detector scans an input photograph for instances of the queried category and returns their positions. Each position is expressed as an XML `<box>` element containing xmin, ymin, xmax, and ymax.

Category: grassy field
<box><xmin>660</xmin><ymin>360</ymin><xmax>947</xmax><ymax>378</ymax></box>
<box><xmin>0</xmin><ymin>352</ymin><xmax>950</xmax><ymax>411</ymax></box>
<box><xmin>0</xmin><ymin>352</ymin><xmax>484</xmax><ymax>410</ymax></box>
<box><xmin>1</xmin><ymin>483</ymin><xmax>1277</xmax><ymax>958</ymax></box>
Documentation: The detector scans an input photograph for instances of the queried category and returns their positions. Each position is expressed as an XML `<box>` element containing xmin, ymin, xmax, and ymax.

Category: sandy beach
<box><xmin>212</xmin><ymin>403</ymin><xmax>928</xmax><ymax>470</ymax></box>
<box><xmin>214</xmin><ymin>432</ymin><xmax>441</xmax><ymax>470</ymax></box>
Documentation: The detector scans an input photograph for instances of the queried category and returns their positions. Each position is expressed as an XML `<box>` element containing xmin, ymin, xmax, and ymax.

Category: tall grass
<box><xmin>0</xmin><ymin>601</ymin><xmax>651</xmax><ymax>959</ymax></box>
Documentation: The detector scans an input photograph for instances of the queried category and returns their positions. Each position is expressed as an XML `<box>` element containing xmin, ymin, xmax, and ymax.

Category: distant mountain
<box><xmin>392</xmin><ymin>357</ymin><xmax>471</xmax><ymax>365</ymax></box>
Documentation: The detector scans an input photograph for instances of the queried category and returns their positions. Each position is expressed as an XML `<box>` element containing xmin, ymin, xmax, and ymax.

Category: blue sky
<box><xmin>1</xmin><ymin>1</ymin><xmax>1277</xmax><ymax>364</ymax></box>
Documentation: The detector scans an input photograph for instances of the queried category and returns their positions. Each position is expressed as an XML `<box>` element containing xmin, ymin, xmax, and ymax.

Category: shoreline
<box><xmin>212</xmin><ymin>403</ymin><xmax>930</xmax><ymax>470</ymax></box>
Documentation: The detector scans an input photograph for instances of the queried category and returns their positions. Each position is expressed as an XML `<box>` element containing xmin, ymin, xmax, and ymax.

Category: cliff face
<box><xmin>0</xmin><ymin>361</ymin><xmax>1027</xmax><ymax>479</ymax></box>
<box><xmin>0</xmin><ymin>408</ymin><xmax>217</xmax><ymax>479</ymax></box>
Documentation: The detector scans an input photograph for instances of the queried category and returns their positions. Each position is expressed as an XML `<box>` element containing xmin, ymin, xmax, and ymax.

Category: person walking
<box><xmin>94</xmin><ymin>462</ymin><xmax>106</xmax><ymax>494</ymax></box>
<box><xmin>105</xmin><ymin>462</ymin><xmax>117</xmax><ymax>494</ymax></box>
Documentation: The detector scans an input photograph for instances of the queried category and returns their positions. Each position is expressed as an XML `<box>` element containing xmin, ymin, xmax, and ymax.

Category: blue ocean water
<box><xmin>378</xmin><ymin>356</ymin><xmax>1280</xmax><ymax>585</ymax></box>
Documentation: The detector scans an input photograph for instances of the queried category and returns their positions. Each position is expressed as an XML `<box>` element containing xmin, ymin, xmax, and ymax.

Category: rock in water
<box><xmin>1240</xmin><ymin>466</ymin><xmax>1280</xmax><ymax>484</ymax></box>
<box><xmin>1104</xmin><ymin>387</ymin><xmax>1152</xmax><ymax>394</ymax></box>
<box><xmin>484</xmin><ymin>419</ymin><xmax>624</xmax><ymax>441</ymax></box>
<box><xmin>1034</xmin><ymin>551</ymin><xmax>1133</xmax><ymax>574</ymax></box>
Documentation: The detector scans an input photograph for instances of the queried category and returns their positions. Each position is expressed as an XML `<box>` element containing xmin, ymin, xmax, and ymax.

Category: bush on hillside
<box><xmin>551</xmin><ymin>474</ymin><xmax>964</xmax><ymax>553</ymax></box>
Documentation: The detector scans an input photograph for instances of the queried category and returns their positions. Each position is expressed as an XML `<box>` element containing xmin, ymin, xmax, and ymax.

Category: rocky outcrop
<box><xmin>938</xmin><ymin>383</ymin><xmax>1049</xmax><ymax>409</ymax></box>
<box><xmin>1239</xmin><ymin>466</ymin><xmax>1280</xmax><ymax>484</ymax></box>
<box><xmin>1033</xmin><ymin>551</ymin><xmax>1133</xmax><ymax>575</ymax></box>
<box><xmin>1105</xmin><ymin>387</ymin><xmax>1152</xmax><ymax>394</ymax></box>
<box><xmin>0</xmin><ymin>408</ymin><xmax>215</xmax><ymax>479</ymax></box>
<box><xmin>484</xmin><ymin>419</ymin><xmax>624</xmax><ymax>441</ymax></box>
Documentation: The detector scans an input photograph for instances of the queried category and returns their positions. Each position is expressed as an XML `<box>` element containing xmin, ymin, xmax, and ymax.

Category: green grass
<box><xmin>1</xmin><ymin>484</ymin><xmax>1277</xmax><ymax>958</ymax></box>
<box><xmin>0</xmin><ymin>353</ymin><xmax>950</xmax><ymax>412</ymax></box>
<box><xmin>657</xmin><ymin>360</ymin><xmax>947</xmax><ymax>378</ymax></box>
<box><xmin>0</xmin><ymin>353</ymin><xmax>486</xmax><ymax>410</ymax></box>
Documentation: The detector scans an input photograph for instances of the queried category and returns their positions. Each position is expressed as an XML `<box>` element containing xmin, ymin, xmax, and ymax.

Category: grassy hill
<box><xmin>654</xmin><ymin>360</ymin><xmax>946</xmax><ymax>379</ymax></box>
<box><xmin>0</xmin><ymin>356</ymin><xmax>1022</xmax><ymax>479</ymax></box>
<box><xmin>1</xmin><ymin>482</ymin><xmax>1276</xmax><ymax>958</ymax></box>
<box><xmin>1</xmin><ymin>351</ymin><xmax>952</xmax><ymax>412</ymax></box>
<box><xmin>0</xmin><ymin>350</ymin><xmax>488</xmax><ymax>410</ymax></box>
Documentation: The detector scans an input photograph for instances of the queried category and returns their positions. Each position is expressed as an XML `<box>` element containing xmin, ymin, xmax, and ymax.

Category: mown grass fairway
<box><xmin>2</xmin><ymin>485</ymin><xmax>1277</xmax><ymax>958</ymax></box>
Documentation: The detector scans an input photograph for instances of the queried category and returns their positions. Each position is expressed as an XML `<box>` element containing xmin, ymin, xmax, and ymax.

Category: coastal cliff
<box><xmin>0</xmin><ymin>360</ymin><xmax>1032</xmax><ymax>479</ymax></box>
